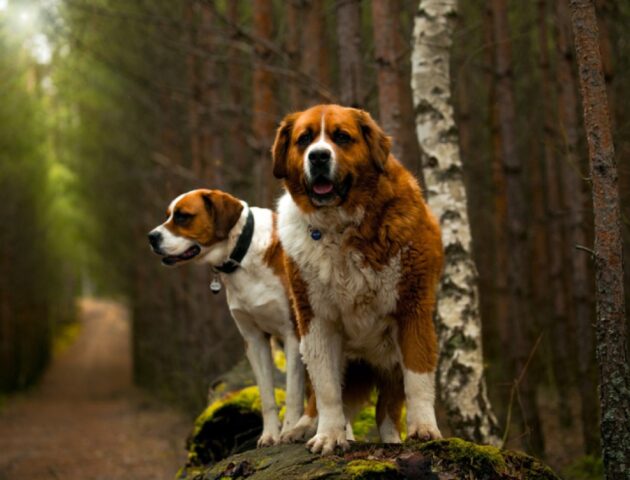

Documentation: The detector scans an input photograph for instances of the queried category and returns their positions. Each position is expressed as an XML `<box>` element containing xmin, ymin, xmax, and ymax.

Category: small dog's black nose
<box><xmin>308</xmin><ymin>149</ymin><xmax>331</xmax><ymax>167</ymax></box>
<box><xmin>148</xmin><ymin>231</ymin><xmax>162</xmax><ymax>249</ymax></box>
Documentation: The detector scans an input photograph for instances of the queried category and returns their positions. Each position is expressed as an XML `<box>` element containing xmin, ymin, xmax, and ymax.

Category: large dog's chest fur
<box><xmin>278</xmin><ymin>194</ymin><xmax>403</xmax><ymax>368</ymax></box>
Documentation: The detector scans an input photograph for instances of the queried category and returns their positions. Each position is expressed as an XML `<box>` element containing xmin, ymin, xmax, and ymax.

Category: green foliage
<box><xmin>0</xmin><ymin>7</ymin><xmax>79</xmax><ymax>392</ymax></box>
<box><xmin>562</xmin><ymin>455</ymin><xmax>604</xmax><ymax>480</ymax></box>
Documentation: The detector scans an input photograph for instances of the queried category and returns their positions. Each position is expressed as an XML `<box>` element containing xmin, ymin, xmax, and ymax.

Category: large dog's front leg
<box><xmin>281</xmin><ymin>332</ymin><xmax>305</xmax><ymax>435</ymax></box>
<box><xmin>301</xmin><ymin>318</ymin><xmax>348</xmax><ymax>455</ymax></box>
<box><xmin>397</xmin><ymin>303</ymin><xmax>442</xmax><ymax>441</ymax></box>
<box><xmin>233</xmin><ymin>311</ymin><xmax>281</xmax><ymax>447</ymax></box>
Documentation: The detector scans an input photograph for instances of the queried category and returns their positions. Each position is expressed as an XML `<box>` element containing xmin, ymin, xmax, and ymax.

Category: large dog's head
<box><xmin>147</xmin><ymin>189</ymin><xmax>243</xmax><ymax>266</ymax></box>
<box><xmin>271</xmin><ymin>104</ymin><xmax>391</xmax><ymax>212</ymax></box>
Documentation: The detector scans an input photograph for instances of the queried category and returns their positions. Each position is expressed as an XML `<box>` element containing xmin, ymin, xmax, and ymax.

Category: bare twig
<box><xmin>501</xmin><ymin>333</ymin><xmax>543</xmax><ymax>448</ymax></box>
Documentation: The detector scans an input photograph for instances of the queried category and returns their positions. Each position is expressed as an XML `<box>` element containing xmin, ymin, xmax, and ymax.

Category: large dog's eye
<box><xmin>297</xmin><ymin>131</ymin><xmax>313</xmax><ymax>148</ymax></box>
<box><xmin>173</xmin><ymin>211</ymin><xmax>193</xmax><ymax>225</ymax></box>
<box><xmin>332</xmin><ymin>130</ymin><xmax>352</xmax><ymax>146</ymax></box>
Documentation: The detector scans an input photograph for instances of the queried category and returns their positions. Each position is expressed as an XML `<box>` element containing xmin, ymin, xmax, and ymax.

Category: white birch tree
<box><xmin>411</xmin><ymin>0</ymin><xmax>501</xmax><ymax>445</ymax></box>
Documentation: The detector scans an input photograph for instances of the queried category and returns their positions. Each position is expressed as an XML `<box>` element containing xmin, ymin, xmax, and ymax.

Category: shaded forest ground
<box><xmin>0</xmin><ymin>299</ymin><xmax>189</xmax><ymax>480</ymax></box>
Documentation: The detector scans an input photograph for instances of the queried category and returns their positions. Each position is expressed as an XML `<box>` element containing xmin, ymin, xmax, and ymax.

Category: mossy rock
<box><xmin>178</xmin><ymin>437</ymin><xmax>560</xmax><ymax>480</ymax></box>
<box><xmin>184</xmin><ymin>386</ymin><xmax>286</xmax><ymax>469</ymax></box>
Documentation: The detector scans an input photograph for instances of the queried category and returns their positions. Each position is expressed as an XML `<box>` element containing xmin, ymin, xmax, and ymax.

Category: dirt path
<box><xmin>0</xmin><ymin>298</ymin><xmax>190</xmax><ymax>480</ymax></box>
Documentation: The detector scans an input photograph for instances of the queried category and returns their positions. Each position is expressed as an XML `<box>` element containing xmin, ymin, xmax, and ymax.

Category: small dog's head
<box><xmin>271</xmin><ymin>104</ymin><xmax>391</xmax><ymax>212</ymax></box>
<box><xmin>148</xmin><ymin>189</ymin><xmax>243</xmax><ymax>266</ymax></box>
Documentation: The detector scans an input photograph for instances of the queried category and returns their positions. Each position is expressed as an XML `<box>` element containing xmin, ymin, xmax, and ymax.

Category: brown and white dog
<box><xmin>273</xmin><ymin>105</ymin><xmax>444</xmax><ymax>454</ymax></box>
<box><xmin>147</xmin><ymin>189</ymin><xmax>305</xmax><ymax>447</ymax></box>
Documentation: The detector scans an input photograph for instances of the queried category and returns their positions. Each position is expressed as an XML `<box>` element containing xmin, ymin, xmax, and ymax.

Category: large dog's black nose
<box><xmin>148</xmin><ymin>231</ymin><xmax>162</xmax><ymax>249</ymax></box>
<box><xmin>308</xmin><ymin>149</ymin><xmax>331</xmax><ymax>168</ymax></box>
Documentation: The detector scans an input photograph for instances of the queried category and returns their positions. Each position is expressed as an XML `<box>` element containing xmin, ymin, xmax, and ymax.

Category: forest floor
<box><xmin>0</xmin><ymin>298</ymin><xmax>190</xmax><ymax>480</ymax></box>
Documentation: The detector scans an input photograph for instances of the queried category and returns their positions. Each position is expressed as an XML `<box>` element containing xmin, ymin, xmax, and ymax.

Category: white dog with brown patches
<box><xmin>148</xmin><ymin>189</ymin><xmax>305</xmax><ymax>447</ymax></box>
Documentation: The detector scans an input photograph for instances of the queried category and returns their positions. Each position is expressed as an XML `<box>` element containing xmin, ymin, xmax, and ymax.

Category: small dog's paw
<box><xmin>257</xmin><ymin>431</ymin><xmax>279</xmax><ymax>448</ymax></box>
<box><xmin>306</xmin><ymin>430</ymin><xmax>349</xmax><ymax>455</ymax></box>
<box><xmin>406</xmin><ymin>423</ymin><xmax>442</xmax><ymax>442</ymax></box>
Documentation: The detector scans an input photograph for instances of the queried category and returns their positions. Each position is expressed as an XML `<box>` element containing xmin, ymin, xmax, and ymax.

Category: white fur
<box><xmin>379</xmin><ymin>415</ymin><xmax>402</xmax><ymax>444</ymax></box>
<box><xmin>277</xmin><ymin>191</ymin><xmax>439</xmax><ymax>451</ymax></box>
<box><xmin>304</xmin><ymin>114</ymin><xmax>337</xmax><ymax>181</ymax></box>
<box><xmin>403</xmin><ymin>369</ymin><xmax>440</xmax><ymax>440</ymax></box>
<box><xmin>152</xmin><ymin>191</ymin><xmax>305</xmax><ymax>447</ymax></box>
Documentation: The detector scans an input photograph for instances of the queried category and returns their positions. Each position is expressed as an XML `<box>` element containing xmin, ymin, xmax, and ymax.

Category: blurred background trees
<box><xmin>1</xmin><ymin>0</ymin><xmax>628</xmax><ymax>473</ymax></box>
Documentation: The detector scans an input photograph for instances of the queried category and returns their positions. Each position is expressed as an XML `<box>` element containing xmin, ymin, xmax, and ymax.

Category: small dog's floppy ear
<box><xmin>271</xmin><ymin>112</ymin><xmax>299</xmax><ymax>179</ymax></box>
<box><xmin>354</xmin><ymin>109</ymin><xmax>391</xmax><ymax>173</ymax></box>
<box><xmin>202</xmin><ymin>190</ymin><xmax>244</xmax><ymax>240</ymax></box>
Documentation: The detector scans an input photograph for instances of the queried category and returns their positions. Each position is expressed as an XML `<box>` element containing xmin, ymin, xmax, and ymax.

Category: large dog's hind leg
<box><xmin>281</xmin><ymin>332</ymin><xmax>305</xmax><ymax>435</ymax></box>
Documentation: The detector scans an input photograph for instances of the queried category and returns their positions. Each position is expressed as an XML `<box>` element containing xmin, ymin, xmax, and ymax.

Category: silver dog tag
<box><xmin>210</xmin><ymin>276</ymin><xmax>222</xmax><ymax>294</ymax></box>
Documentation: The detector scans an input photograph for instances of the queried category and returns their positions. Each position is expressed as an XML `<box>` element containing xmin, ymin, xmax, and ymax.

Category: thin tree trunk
<box><xmin>483</xmin><ymin>4</ymin><xmax>510</xmax><ymax>358</ymax></box>
<box><xmin>336</xmin><ymin>0</ymin><xmax>363</xmax><ymax>107</ymax></box>
<box><xmin>252</xmin><ymin>0</ymin><xmax>277</xmax><ymax>207</ymax></box>
<box><xmin>226</xmin><ymin>0</ymin><xmax>249</xmax><ymax>195</ymax></box>
<box><xmin>186</xmin><ymin>2</ymin><xmax>202</xmax><ymax>176</ymax></box>
<box><xmin>490</xmin><ymin>0</ymin><xmax>545</xmax><ymax>456</ymax></box>
<box><xmin>537</xmin><ymin>0</ymin><xmax>573</xmax><ymax>430</ymax></box>
<box><xmin>372</xmin><ymin>0</ymin><xmax>402</xmax><ymax>158</ymax></box>
<box><xmin>300</xmin><ymin>0</ymin><xmax>329</xmax><ymax>105</ymax></box>
<box><xmin>199</xmin><ymin>3</ymin><xmax>223</xmax><ymax>187</ymax></box>
<box><xmin>569</xmin><ymin>1</ymin><xmax>630</xmax><ymax>477</ymax></box>
<box><xmin>555</xmin><ymin>0</ymin><xmax>599</xmax><ymax>454</ymax></box>
<box><xmin>412</xmin><ymin>0</ymin><xmax>500</xmax><ymax>446</ymax></box>
<box><xmin>286</xmin><ymin>0</ymin><xmax>302</xmax><ymax>110</ymax></box>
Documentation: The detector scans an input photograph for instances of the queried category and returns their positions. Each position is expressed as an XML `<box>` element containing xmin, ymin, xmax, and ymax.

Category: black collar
<box><xmin>214</xmin><ymin>208</ymin><xmax>254</xmax><ymax>274</ymax></box>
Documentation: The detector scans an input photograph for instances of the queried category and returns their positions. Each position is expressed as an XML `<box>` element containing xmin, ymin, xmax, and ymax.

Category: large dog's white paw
<box><xmin>406</xmin><ymin>422</ymin><xmax>442</xmax><ymax>442</ymax></box>
<box><xmin>257</xmin><ymin>431</ymin><xmax>280</xmax><ymax>448</ymax></box>
<box><xmin>306</xmin><ymin>429</ymin><xmax>349</xmax><ymax>455</ymax></box>
<box><xmin>280</xmin><ymin>414</ymin><xmax>317</xmax><ymax>443</ymax></box>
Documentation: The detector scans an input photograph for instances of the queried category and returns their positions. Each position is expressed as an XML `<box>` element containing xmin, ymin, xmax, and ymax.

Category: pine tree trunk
<box><xmin>300</xmin><ymin>0</ymin><xmax>329</xmax><ymax>105</ymax></box>
<box><xmin>226</xmin><ymin>0</ymin><xmax>250</xmax><ymax>195</ymax></box>
<box><xmin>537</xmin><ymin>0</ymin><xmax>573</xmax><ymax>430</ymax></box>
<box><xmin>252</xmin><ymin>0</ymin><xmax>277</xmax><ymax>207</ymax></box>
<box><xmin>286</xmin><ymin>0</ymin><xmax>302</xmax><ymax>110</ymax></box>
<box><xmin>411</xmin><ymin>0</ymin><xmax>500</xmax><ymax>446</ymax></box>
<box><xmin>569</xmin><ymin>1</ymin><xmax>630</xmax><ymax>477</ymax></box>
<box><xmin>555</xmin><ymin>0</ymin><xmax>599</xmax><ymax>454</ymax></box>
<box><xmin>490</xmin><ymin>0</ymin><xmax>544</xmax><ymax>456</ymax></box>
<box><xmin>336</xmin><ymin>0</ymin><xmax>363</xmax><ymax>107</ymax></box>
<box><xmin>186</xmin><ymin>2</ymin><xmax>202</xmax><ymax>176</ymax></box>
<box><xmin>482</xmin><ymin>4</ymin><xmax>510</xmax><ymax>359</ymax></box>
<box><xmin>199</xmin><ymin>4</ymin><xmax>223</xmax><ymax>187</ymax></box>
<box><xmin>372</xmin><ymin>0</ymin><xmax>402</xmax><ymax>157</ymax></box>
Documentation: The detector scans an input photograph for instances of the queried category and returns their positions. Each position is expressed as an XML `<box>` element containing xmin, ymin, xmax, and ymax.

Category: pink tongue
<box><xmin>313</xmin><ymin>182</ymin><xmax>334</xmax><ymax>195</ymax></box>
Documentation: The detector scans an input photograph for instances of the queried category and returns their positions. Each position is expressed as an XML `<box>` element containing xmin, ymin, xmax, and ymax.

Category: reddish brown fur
<box><xmin>164</xmin><ymin>189</ymin><xmax>244</xmax><ymax>247</ymax></box>
<box><xmin>262</xmin><ymin>213</ymin><xmax>300</xmax><ymax>338</ymax></box>
<box><xmin>272</xmin><ymin>104</ymin><xmax>443</xmax><ymax>378</ymax></box>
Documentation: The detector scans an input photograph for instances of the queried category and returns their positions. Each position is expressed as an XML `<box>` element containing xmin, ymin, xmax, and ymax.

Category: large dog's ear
<box><xmin>271</xmin><ymin>112</ymin><xmax>299</xmax><ymax>179</ymax></box>
<box><xmin>202</xmin><ymin>190</ymin><xmax>244</xmax><ymax>240</ymax></box>
<box><xmin>354</xmin><ymin>109</ymin><xmax>391</xmax><ymax>173</ymax></box>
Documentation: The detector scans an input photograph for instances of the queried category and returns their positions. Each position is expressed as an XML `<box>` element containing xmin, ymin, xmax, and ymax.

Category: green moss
<box><xmin>186</xmin><ymin>387</ymin><xmax>287</xmax><ymax>468</ymax></box>
<box><xmin>273</xmin><ymin>349</ymin><xmax>286</xmax><ymax>372</ymax></box>
<box><xmin>53</xmin><ymin>321</ymin><xmax>80</xmax><ymax>357</ymax></box>
<box><xmin>352</xmin><ymin>406</ymin><xmax>377</xmax><ymax>441</ymax></box>
<box><xmin>421</xmin><ymin>437</ymin><xmax>506</xmax><ymax>470</ymax></box>
<box><xmin>192</xmin><ymin>386</ymin><xmax>286</xmax><ymax>437</ymax></box>
<box><xmin>345</xmin><ymin>459</ymin><xmax>398</xmax><ymax>479</ymax></box>
<box><xmin>419</xmin><ymin>438</ymin><xmax>560</xmax><ymax>479</ymax></box>
<box><xmin>562</xmin><ymin>455</ymin><xmax>604</xmax><ymax>480</ymax></box>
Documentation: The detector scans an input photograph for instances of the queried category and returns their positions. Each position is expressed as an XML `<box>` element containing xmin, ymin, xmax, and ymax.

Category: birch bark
<box><xmin>411</xmin><ymin>0</ymin><xmax>500</xmax><ymax>445</ymax></box>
